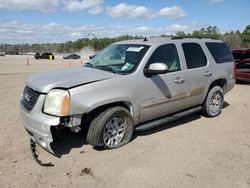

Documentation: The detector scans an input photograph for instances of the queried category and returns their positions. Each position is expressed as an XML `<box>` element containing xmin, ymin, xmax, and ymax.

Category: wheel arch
<box><xmin>80</xmin><ymin>101</ymin><xmax>135</xmax><ymax>128</ymax></box>
<box><xmin>203</xmin><ymin>78</ymin><xmax>227</xmax><ymax>104</ymax></box>
<box><xmin>208</xmin><ymin>78</ymin><xmax>227</xmax><ymax>92</ymax></box>
<box><xmin>88</xmin><ymin>101</ymin><xmax>134</xmax><ymax>117</ymax></box>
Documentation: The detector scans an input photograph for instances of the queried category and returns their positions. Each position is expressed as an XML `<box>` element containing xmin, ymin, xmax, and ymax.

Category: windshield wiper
<box><xmin>95</xmin><ymin>65</ymin><xmax>117</xmax><ymax>73</ymax></box>
<box><xmin>84</xmin><ymin>63</ymin><xmax>117</xmax><ymax>73</ymax></box>
<box><xmin>84</xmin><ymin>62</ymin><xmax>94</xmax><ymax>67</ymax></box>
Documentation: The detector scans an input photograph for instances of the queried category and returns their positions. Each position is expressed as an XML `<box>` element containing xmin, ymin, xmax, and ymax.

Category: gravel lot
<box><xmin>0</xmin><ymin>55</ymin><xmax>250</xmax><ymax>188</ymax></box>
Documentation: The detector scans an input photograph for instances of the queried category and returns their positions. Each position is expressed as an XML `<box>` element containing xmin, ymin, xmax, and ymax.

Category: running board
<box><xmin>135</xmin><ymin>106</ymin><xmax>202</xmax><ymax>132</ymax></box>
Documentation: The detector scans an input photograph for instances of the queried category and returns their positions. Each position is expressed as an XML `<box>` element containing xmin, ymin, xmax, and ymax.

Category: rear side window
<box><xmin>206</xmin><ymin>42</ymin><xmax>234</xmax><ymax>64</ymax></box>
<box><xmin>182</xmin><ymin>43</ymin><xmax>207</xmax><ymax>69</ymax></box>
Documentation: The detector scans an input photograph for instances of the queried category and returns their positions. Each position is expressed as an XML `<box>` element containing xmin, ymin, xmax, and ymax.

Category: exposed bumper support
<box><xmin>20</xmin><ymin>92</ymin><xmax>83</xmax><ymax>155</ymax></box>
<box><xmin>30</xmin><ymin>139</ymin><xmax>54</xmax><ymax>166</ymax></box>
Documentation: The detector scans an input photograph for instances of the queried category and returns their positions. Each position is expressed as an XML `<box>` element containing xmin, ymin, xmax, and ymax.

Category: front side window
<box><xmin>182</xmin><ymin>43</ymin><xmax>207</xmax><ymax>69</ymax></box>
<box><xmin>86</xmin><ymin>44</ymin><xmax>149</xmax><ymax>74</ymax></box>
<box><xmin>147</xmin><ymin>44</ymin><xmax>181</xmax><ymax>72</ymax></box>
<box><xmin>206</xmin><ymin>42</ymin><xmax>234</xmax><ymax>64</ymax></box>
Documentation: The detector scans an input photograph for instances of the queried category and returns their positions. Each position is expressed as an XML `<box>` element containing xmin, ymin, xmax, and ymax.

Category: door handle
<box><xmin>204</xmin><ymin>71</ymin><xmax>212</xmax><ymax>77</ymax></box>
<box><xmin>174</xmin><ymin>77</ymin><xmax>185</xmax><ymax>84</ymax></box>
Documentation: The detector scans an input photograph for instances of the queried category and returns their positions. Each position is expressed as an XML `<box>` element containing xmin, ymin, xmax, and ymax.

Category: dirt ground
<box><xmin>0</xmin><ymin>55</ymin><xmax>250</xmax><ymax>188</ymax></box>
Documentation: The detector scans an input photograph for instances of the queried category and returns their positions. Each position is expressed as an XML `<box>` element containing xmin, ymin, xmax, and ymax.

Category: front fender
<box><xmin>68</xmin><ymin>78</ymin><xmax>140</xmax><ymax>124</ymax></box>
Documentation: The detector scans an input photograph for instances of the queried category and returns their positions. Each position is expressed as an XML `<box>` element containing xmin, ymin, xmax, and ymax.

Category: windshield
<box><xmin>85</xmin><ymin>44</ymin><xmax>150</xmax><ymax>74</ymax></box>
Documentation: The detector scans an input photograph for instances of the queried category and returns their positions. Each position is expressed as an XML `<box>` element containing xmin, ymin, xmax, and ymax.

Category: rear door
<box><xmin>178</xmin><ymin>42</ymin><xmax>212</xmax><ymax>106</ymax></box>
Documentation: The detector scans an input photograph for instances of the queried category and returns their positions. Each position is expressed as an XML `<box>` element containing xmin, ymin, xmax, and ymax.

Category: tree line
<box><xmin>0</xmin><ymin>24</ymin><xmax>249</xmax><ymax>54</ymax></box>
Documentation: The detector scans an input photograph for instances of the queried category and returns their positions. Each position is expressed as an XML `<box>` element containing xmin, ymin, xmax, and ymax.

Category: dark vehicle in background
<box><xmin>35</xmin><ymin>53</ymin><xmax>55</xmax><ymax>60</ymax></box>
<box><xmin>232</xmin><ymin>49</ymin><xmax>250</xmax><ymax>82</ymax></box>
<box><xmin>63</xmin><ymin>53</ymin><xmax>81</xmax><ymax>59</ymax></box>
<box><xmin>6</xmin><ymin>51</ymin><xmax>19</xmax><ymax>55</ymax></box>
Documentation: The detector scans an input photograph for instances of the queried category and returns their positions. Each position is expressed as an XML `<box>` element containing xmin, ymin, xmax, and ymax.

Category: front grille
<box><xmin>21</xmin><ymin>86</ymin><xmax>40</xmax><ymax>111</ymax></box>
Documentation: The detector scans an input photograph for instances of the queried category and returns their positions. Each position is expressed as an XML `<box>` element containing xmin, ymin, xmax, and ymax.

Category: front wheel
<box><xmin>87</xmin><ymin>106</ymin><xmax>134</xmax><ymax>149</ymax></box>
<box><xmin>202</xmin><ymin>86</ymin><xmax>224</xmax><ymax>117</ymax></box>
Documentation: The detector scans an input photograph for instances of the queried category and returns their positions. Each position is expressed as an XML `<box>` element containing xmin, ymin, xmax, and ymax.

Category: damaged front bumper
<box><xmin>20</xmin><ymin>91</ymin><xmax>82</xmax><ymax>155</ymax></box>
<box><xmin>19</xmin><ymin>94</ymin><xmax>60</xmax><ymax>154</ymax></box>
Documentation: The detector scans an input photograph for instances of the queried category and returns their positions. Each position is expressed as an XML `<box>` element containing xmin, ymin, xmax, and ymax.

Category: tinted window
<box><xmin>233</xmin><ymin>51</ymin><xmax>246</xmax><ymax>60</ymax></box>
<box><xmin>237</xmin><ymin>62</ymin><xmax>250</xmax><ymax>69</ymax></box>
<box><xmin>206</xmin><ymin>42</ymin><xmax>234</xmax><ymax>64</ymax></box>
<box><xmin>147</xmin><ymin>44</ymin><xmax>181</xmax><ymax>72</ymax></box>
<box><xmin>182</xmin><ymin>43</ymin><xmax>207</xmax><ymax>69</ymax></box>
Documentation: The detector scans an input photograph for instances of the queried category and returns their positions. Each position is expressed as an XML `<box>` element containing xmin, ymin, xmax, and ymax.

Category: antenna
<box><xmin>143</xmin><ymin>37</ymin><xmax>148</xmax><ymax>42</ymax></box>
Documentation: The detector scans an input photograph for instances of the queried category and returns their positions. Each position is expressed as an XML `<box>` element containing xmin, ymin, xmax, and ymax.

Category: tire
<box><xmin>87</xmin><ymin>106</ymin><xmax>134</xmax><ymax>149</ymax></box>
<box><xmin>202</xmin><ymin>86</ymin><xmax>224</xmax><ymax>117</ymax></box>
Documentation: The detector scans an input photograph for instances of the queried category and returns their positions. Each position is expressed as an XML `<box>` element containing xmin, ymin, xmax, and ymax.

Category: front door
<box><xmin>139</xmin><ymin>44</ymin><xmax>190</xmax><ymax>123</ymax></box>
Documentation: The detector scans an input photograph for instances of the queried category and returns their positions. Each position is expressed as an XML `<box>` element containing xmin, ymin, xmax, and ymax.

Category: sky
<box><xmin>0</xmin><ymin>0</ymin><xmax>249</xmax><ymax>44</ymax></box>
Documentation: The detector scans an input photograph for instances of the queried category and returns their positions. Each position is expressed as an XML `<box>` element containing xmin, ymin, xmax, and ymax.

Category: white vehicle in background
<box><xmin>0</xmin><ymin>51</ymin><xmax>6</xmax><ymax>56</ymax></box>
<box><xmin>27</xmin><ymin>52</ymin><xmax>36</xmax><ymax>55</ymax></box>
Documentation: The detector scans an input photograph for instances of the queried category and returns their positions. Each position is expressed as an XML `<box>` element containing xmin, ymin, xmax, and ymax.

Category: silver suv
<box><xmin>20</xmin><ymin>38</ymin><xmax>235</xmax><ymax>154</ymax></box>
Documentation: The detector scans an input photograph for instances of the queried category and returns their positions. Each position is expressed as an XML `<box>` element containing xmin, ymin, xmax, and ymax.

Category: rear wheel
<box><xmin>202</xmin><ymin>86</ymin><xmax>224</xmax><ymax>117</ymax></box>
<box><xmin>87</xmin><ymin>106</ymin><xmax>134</xmax><ymax>149</ymax></box>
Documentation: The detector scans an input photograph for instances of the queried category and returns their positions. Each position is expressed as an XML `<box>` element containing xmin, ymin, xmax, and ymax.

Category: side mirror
<box><xmin>89</xmin><ymin>54</ymin><xmax>96</xmax><ymax>59</ymax></box>
<box><xmin>144</xmin><ymin>63</ymin><xmax>168</xmax><ymax>77</ymax></box>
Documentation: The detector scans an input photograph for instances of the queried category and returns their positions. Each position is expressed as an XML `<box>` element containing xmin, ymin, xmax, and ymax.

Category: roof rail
<box><xmin>171</xmin><ymin>36</ymin><xmax>204</xmax><ymax>40</ymax></box>
<box><xmin>171</xmin><ymin>36</ymin><xmax>184</xmax><ymax>40</ymax></box>
<box><xmin>171</xmin><ymin>36</ymin><xmax>219</xmax><ymax>40</ymax></box>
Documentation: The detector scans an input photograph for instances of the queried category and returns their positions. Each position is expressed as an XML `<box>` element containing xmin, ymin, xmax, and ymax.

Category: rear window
<box><xmin>206</xmin><ymin>42</ymin><xmax>234</xmax><ymax>64</ymax></box>
<box><xmin>233</xmin><ymin>51</ymin><xmax>246</xmax><ymax>60</ymax></box>
<box><xmin>237</xmin><ymin>62</ymin><xmax>250</xmax><ymax>69</ymax></box>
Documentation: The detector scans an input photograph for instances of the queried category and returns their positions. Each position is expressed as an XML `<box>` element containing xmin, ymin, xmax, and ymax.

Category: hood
<box><xmin>27</xmin><ymin>67</ymin><xmax>119</xmax><ymax>93</ymax></box>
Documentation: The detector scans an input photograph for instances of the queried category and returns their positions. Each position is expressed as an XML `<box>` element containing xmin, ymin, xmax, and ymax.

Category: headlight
<box><xmin>44</xmin><ymin>89</ymin><xmax>70</xmax><ymax>116</ymax></box>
